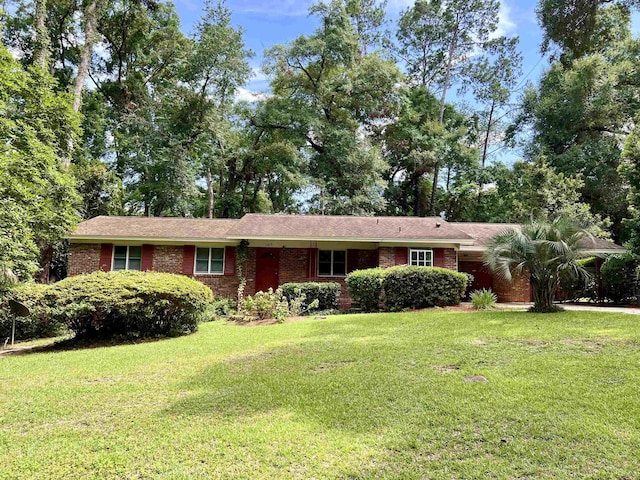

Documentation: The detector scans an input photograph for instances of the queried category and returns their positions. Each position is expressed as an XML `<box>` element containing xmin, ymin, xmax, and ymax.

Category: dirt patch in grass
<box><xmin>312</xmin><ymin>360</ymin><xmax>355</xmax><ymax>373</ymax></box>
<box><xmin>432</xmin><ymin>365</ymin><xmax>460</xmax><ymax>373</ymax></box>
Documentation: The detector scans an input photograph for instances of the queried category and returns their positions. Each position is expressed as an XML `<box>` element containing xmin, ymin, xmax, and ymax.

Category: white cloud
<box><xmin>235</xmin><ymin>87</ymin><xmax>271</xmax><ymax>103</ymax></box>
<box><xmin>494</xmin><ymin>2</ymin><xmax>517</xmax><ymax>38</ymax></box>
<box><xmin>251</xmin><ymin>67</ymin><xmax>270</xmax><ymax>83</ymax></box>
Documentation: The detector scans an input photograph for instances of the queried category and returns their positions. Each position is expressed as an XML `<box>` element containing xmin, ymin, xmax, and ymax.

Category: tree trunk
<box><xmin>430</xmin><ymin>25</ymin><xmax>458</xmax><ymax>215</ymax></box>
<box><xmin>206</xmin><ymin>168</ymin><xmax>214</xmax><ymax>219</ymax></box>
<box><xmin>34</xmin><ymin>0</ymin><xmax>50</xmax><ymax>69</ymax></box>
<box><xmin>36</xmin><ymin>244</ymin><xmax>53</xmax><ymax>284</ymax></box>
<box><xmin>72</xmin><ymin>0</ymin><xmax>99</xmax><ymax>113</ymax></box>
<box><xmin>478</xmin><ymin>100</ymin><xmax>496</xmax><ymax>203</ymax></box>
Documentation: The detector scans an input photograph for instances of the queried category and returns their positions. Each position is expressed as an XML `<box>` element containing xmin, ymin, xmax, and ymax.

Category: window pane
<box><xmin>211</xmin><ymin>248</ymin><xmax>224</xmax><ymax>261</ymax></box>
<box><xmin>196</xmin><ymin>248</ymin><xmax>209</xmax><ymax>261</ymax></box>
<box><xmin>128</xmin><ymin>258</ymin><xmax>141</xmax><ymax>271</ymax></box>
<box><xmin>333</xmin><ymin>261</ymin><xmax>346</xmax><ymax>276</ymax></box>
<box><xmin>113</xmin><ymin>258</ymin><xmax>127</xmax><ymax>271</ymax></box>
<box><xmin>319</xmin><ymin>250</ymin><xmax>332</xmax><ymax>275</ymax></box>
<box><xmin>211</xmin><ymin>259</ymin><xmax>224</xmax><ymax>274</ymax></box>
<box><xmin>128</xmin><ymin>246</ymin><xmax>142</xmax><ymax>259</ymax></box>
<box><xmin>113</xmin><ymin>246</ymin><xmax>127</xmax><ymax>271</ymax></box>
<box><xmin>333</xmin><ymin>251</ymin><xmax>346</xmax><ymax>276</ymax></box>
<box><xmin>195</xmin><ymin>260</ymin><xmax>209</xmax><ymax>273</ymax></box>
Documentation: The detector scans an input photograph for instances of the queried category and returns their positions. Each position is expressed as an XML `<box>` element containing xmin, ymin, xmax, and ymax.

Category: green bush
<box><xmin>558</xmin><ymin>257</ymin><xmax>597</xmax><ymax>302</ymax></box>
<box><xmin>470</xmin><ymin>289</ymin><xmax>497</xmax><ymax>310</ymax></box>
<box><xmin>210</xmin><ymin>297</ymin><xmax>237</xmax><ymax>318</ymax></box>
<box><xmin>0</xmin><ymin>283</ymin><xmax>64</xmax><ymax>341</ymax></box>
<box><xmin>48</xmin><ymin>271</ymin><xmax>214</xmax><ymax>339</ymax></box>
<box><xmin>601</xmin><ymin>254</ymin><xmax>640</xmax><ymax>304</ymax></box>
<box><xmin>280</xmin><ymin>282</ymin><xmax>341</xmax><ymax>311</ymax></box>
<box><xmin>345</xmin><ymin>268</ymin><xmax>385</xmax><ymax>312</ymax></box>
<box><xmin>382</xmin><ymin>266</ymin><xmax>468</xmax><ymax>311</ymax></box>
<box><xmin>240</xmin><ymin>288</ymin><xmax>289</xmax><ymax>322</ymax></box>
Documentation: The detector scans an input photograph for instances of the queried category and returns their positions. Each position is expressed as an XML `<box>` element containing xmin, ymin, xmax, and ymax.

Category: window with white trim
<box><xmin>113</xmin><ymin>245</ymin><xmax>142</xmax><ymax>271</ymax></box>
<box><xmin>319</xmin><ymin>250</ymin><xmax>346</xmax><ymax>276</ymax></box>
<box><xmin>409</xmin><ymin>248</ymin><xmax>433</xmax><ymax>267</ymax></box>
<box><xmin>195</xmin><ymin>247</ymin><xmax>225</xmax><ymax>274</ymax></box>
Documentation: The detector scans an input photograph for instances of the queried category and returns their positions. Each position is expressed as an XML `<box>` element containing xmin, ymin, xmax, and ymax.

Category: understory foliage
<box><xmin>280</xmin><ymin>282</ymin><xmax>340</xmax><ymax>312</ymax></box>
<box><xmin>0</xmin><ymin>284</ymin><xmax>63</xmax><ymax>341</ymax></box>
<box><xmin>485</xmin><ymin>218</ymin><xmax>592</xmax><ymax>313</ymax></box>
<box><xmin>48</xmin><ymin>271</ymin><xmax>213</xmax><ymax>338</ymax></box>
<box><xmin>238</xmin><ymin>283</ymin><xmax>336</xmax><ymax>322</ymax></box>
<box><xmin>239</xmin><ymin>288</ymin><xmax>291</xmax><ymax>322</ymax></box>
<box><xmin>601</xmin><ymin>254</ymin><xmax>640</xmax><ymax>304</ymax></box>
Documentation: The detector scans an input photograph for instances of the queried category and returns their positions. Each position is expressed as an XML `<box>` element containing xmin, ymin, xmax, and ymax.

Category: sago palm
<box><xmin>484</xmin><ymin>218</ymin><xmax>592</xmax><ymax>313</ymax></box>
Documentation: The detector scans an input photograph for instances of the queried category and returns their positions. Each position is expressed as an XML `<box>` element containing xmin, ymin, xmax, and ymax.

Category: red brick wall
<box><xmin>442</xmin><ymin>248</ymin><xmax>458</xmax><ymax>271</ymax></box>
<box><xmin>152</xmin><ymin>245</ymin><xmax>183</xmax><ymax>273</ymax></box>
<box><xmin>378</xmin><ymin>247</ymin><xmax>396</xmax><ymax>268</ymax></box>
<box><xmin>68</xmin><ymin>243</ymin><xmax>102</xmax><ymax>275</ymax></box>
<box><xmin>492</xmin><ymin>271</ymin><xmax>531</xmax><ymax>303</ymax></box>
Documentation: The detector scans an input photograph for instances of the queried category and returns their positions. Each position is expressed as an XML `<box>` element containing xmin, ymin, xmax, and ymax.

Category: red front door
<box><xmin>255</xmin><ymin>248</ymin><xmax>280</xmax><ymax>293</ymax></box>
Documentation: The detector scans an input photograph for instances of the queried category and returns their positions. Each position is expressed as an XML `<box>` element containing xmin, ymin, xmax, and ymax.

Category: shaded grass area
<box><xmin>1</xmin><ymin>310</ymin><xmax>640</xmax><ymax>479</ymax></box>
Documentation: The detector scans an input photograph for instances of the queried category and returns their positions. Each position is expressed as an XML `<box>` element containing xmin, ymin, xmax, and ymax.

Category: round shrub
<box><xmin>280</xmin><ymin>282</ymin><xmax>340</xmax><ymax>311</ymax></box>
<box><xmin>601</xmin><ymin>254</ymin><xmax>640</xmax><ymax>304</ymax></box>
<box><xmin>0</xmin><ymin>283</ymin><xmax>63</xmax><ymax>341</ymax></box>
<box><xmin>345</xmin><ymin>268</ymin><xmax>385</xmax><ymax>312</ymax></box>
<box><xmin>48</xmin><ymin>271</ymin><xmax>214</xmax><ymax>339</ymax></box>
<box><xmin>382</xmin><ymin>266</ymin><xmax>468</xmax><ymax>311</ymax></box>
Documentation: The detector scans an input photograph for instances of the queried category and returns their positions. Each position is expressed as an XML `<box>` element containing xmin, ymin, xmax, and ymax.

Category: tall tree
<box><xmin>0</xmin><ymin>42</ymin><xmax>81</xmax><ymax>282</ymax></box>
<box><xmin>511</xmin><ymin>4</ymin><xmax>639</xmax><ymax>241</ymax></box>
<box><xmin>620</xmin><ymin>117</ymin><xmax>640</xmax><ymax>255</ymax></box>
<box><xmin>397</xmin><ymin>0</ymin><xmax>517</xmax><ymax>214</ymax></box>
<box><xmin>262</xmin><ymin>0</ymin><xmax>401</xmax><ymax>214</ymax></box>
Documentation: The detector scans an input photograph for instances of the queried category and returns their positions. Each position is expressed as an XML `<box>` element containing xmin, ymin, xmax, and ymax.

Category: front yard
<box><xmin>1</xmin><ymin>310</ymin><xmax>639</xmax><ymax>479</ymax></box>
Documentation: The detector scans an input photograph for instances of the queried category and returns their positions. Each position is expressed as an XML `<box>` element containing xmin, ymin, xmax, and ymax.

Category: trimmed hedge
<box><xmin>0</xmin><ymin>284</ymin><xmax>63</xmax><ymax>341</ymax></box>
<box><xmin>48</xmin><ymin>271</ymin><xmax>214</xmax><ymax>338</ymax></box>
<box><xmin>345</xmin><ymin>268</ymin><xmax>385</xmax><ymax>312</ymax></box>
<box><xmin>280</xmin><ymin>282</ymin><xmax>341</xmax><ymax>311</ymax></box>
<box><xmin>601</xmin><ymin>254</ymin><xmax>639</xmax><ymax>304</ymax></box>
<box><xmin>382</xmin><ymin>266</ymin><xmax>468</xmax><ymax>311</ymax></box>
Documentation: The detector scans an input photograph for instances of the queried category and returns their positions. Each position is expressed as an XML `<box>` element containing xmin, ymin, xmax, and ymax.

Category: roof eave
<box><xmin>226</xmin><ymin>234</ymin><xmax>475</xmax><ymax>245</ymax></box>
<box><xmin>69</xmin><ymin>235</ymin><xmax>231</xmax><ymax>243</ymax></box>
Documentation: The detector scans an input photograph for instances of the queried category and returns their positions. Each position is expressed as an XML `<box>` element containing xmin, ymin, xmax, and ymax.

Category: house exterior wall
<box><xmin>68</xmin><ymin>242</ymin><xmax>463</xmax><ymax>309</ymax></box>
<box><xmin>68</xmin><ymin>243</ymin><xmax>102</xmax><ymax>276</ymax></box>
<box><xmin>458</xmin><ymin>257</ymin><xmax>532</xmax><ymax>303</ymax></box>
<box><xmin>491</xmin><ymin>271</ymin><xmax>531</xmax><ymax>303</ymax></box>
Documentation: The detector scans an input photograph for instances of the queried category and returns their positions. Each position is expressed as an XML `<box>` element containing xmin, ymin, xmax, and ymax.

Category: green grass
<box><xmin>1</xmin><ymin>310</ymin><xmax>640</xmax><ymax>479</ymax></box>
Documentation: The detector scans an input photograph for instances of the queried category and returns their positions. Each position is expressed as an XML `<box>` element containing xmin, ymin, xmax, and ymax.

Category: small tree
<box><xmin>484</xmin><ymin>218</ymin><xmax>592</xmax><ymax>313</ymax></box>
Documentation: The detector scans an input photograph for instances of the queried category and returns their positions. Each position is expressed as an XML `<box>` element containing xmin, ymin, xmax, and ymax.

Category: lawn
<box><xmin>1</xmin><ymin>310</ymin><xmax>639</xmax><ymax>479</ymax></box>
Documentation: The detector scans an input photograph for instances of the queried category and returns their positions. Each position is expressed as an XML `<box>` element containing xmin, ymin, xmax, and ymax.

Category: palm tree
<box><xmin>484</xmin><ymin>218</ymin><xmax>592</xmax><ymax>313</ymax></box>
